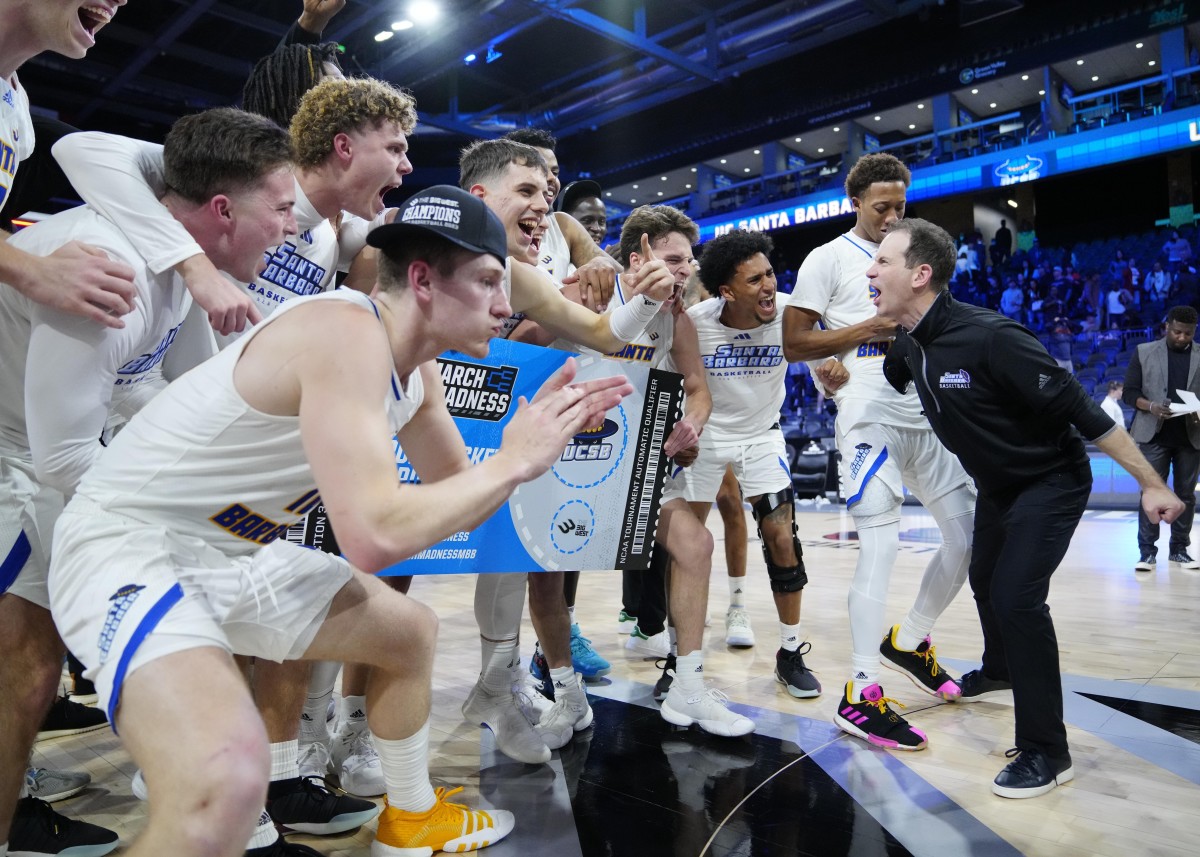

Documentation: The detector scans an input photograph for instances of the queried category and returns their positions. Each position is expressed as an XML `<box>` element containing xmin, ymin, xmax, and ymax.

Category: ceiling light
<box><xmin>661</xmin><ymin>176</ymin><xmax>668</xmax><ymax>181</ymax></box>
<box><xmin>605</xmin><ymin>192</ymin><xmax>612</xmax><ymax>197</ymax></box>
<box><xmin>409</xmin><ymin>1</ymin><xmax>441</xmax><ymax>24</ymax></box>
<box><xmin>917</xmin><ymin>103</ymin><xmax>925</xmax><ymax>109</ymax></box>
<box><xmin>971</xmin><ymin>88</ymin><xmax>979</xmax><ymax>94</ymax></box>
<box><xmin>685</xmin><ymin>183</ymin><xmax>692</xmax><ymax>189</ymax></box>
<box><xmin>657</xmin><ymin>192</ymin><xmax>663</xmax><ymax>196</ymax></box>
<box><xmin>833</xmin><ymin>126</ymin><xmax>840</xmax><ymax>132</ymax></box>
<box><xmin>463</xmin><ymin>52</ymin><xmax>476</xmax><ymax>63</ymax></box>
<box><xmin>630</xmin><ymin>198</ymin><xmax>636</xmax><ymax>203</ymax></box>
<box><xmin>1039</xmin><ymin>89</ymin><xmax>1046</xmax><ymax>95</ymax></box>
<box><xmin>873</xmin><ymin>115</ymin><xmax>881</xmax><ymax>121</ymax></box>
<box><xmin>794</xmin><ymin>137</ymin><xmax>802</xmax><ymax>142</ymax></box>
<box><xmin>720</xmin><ymin>159</ymin><xmax>727</xmax><ymax>164</ymax></box>
<box><xmin>632</xmin><ymin>184</ymin><xmax>639</xmax><ymax>189</ymax></box>
<box><xmin>375</xmin><ymin>31</ymin><xmax>394</xmax><ymax>42</ymax></box>
<box><xmin>1007</xmin><ymin>199</ymin><xmax>1018</xmax><ymax>209</ymax></box>
<box><xmin>690</xmin><ymin>167</ymin><xmax>697</xmax><ymax>172</ymax></box>
<box><xmin>817</xmin><ymin>147</ymin><xmax>825</xmax><ymax>153</ymax></box>
<box><xmin>1076</xmin><ymin>59</ymin><xmax>1084</xmax><ymax>65</ymax></box>
<box><xmin>753</xmin><ymin>149</ymin><xmax>761</xmax><ymax>154</ymax></box>
<box><xmin>908</xmin><ymin>123</ymin><xmax>916</xmax><ymax>129</ymax></box>
<box><xmin>1021</xmin><ymin>74</ymin><xmax>1029</xmax><ymax>81</ymax></box>
<box><xmin>1136</xmin><ymin>42</ymin><xmax>1144</xmax><ymax>49</ymax></box>
<box><xmin>990</xmin><ymin>102</ymin><xmax>997</xmax><ymax>108</ymax></box>
<box><xmin>743</xmin><ymin>167</ymin><xmax>751</xmax><ymax>172</ymax></box>
<box><xmin>1149</xmin><ymin>60</ymin><xmax>1157</xmax><ymax>66</ymax></box>
<box><xmin>1091</xmin><ymin>75</ymin><xmax>1099</xmax><ymax>82</ymax></box>
<box><xmin>391</xmin><ymin>20</ymin><xmax>414</xmax><ymax>30</ymax></box>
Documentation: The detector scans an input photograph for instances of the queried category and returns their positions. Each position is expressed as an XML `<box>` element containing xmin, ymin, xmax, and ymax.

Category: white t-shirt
<box><xmin>0</xmin><ymin>73</ymin><xmax>35</xmax><ymax>215</ymax></box>
<box><xmin>0</xmin><ymin>205</ymin><xmax>191</xmax><ymax>495</ymax></box>
<box><xmin>1100</xmin><ymin>395</ymin><xmax>1124</xmax><ymax>426</ymax></box>
<box><xmin>787</xmin><ymin>230</ymin><xmax>925</xmax><ymax>431</ymax></box>
<box><xmin>73</xmin><ymin>290</ymin><xmax>421</xmax><ymax>558</ymax></box>
<box><xmin>688</xmin><ymin>297</ymin><xmax>785</xmax><ymax>444</ymax></box>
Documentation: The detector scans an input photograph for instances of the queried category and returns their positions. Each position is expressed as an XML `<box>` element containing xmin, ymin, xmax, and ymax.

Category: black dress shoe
<box><xmin>992</xmin><ymin>747</ymin><xmax>1073</xmax><ymax>798</ymax></box>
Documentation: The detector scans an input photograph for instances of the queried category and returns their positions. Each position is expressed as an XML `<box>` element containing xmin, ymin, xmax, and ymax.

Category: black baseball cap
<box><xmin>367</xmin><ymin>185</ymin><xmax>507</xmax><ymax>264</ymax></box>
<box><xmin>557</xmin><ymin>179</ymin><xmax>603</xmax><ymax>213</ymax></box>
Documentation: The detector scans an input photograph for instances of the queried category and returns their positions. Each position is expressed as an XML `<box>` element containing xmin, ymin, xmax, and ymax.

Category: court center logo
<box><xmin>438</xmin><ymin>357</ymin><xmax>517</xmax><ymax>421</ymax></box>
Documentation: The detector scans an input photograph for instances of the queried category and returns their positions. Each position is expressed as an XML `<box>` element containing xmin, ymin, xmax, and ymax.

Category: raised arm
<box><xmin>52</xmin><ymin>131</ymin><xmax>261</xmax><ymax>335</ymax></box>
<box><xmin>556</xmin><ymin>211</ymin><xmax>619</xmax><ymax>309</ymax></box>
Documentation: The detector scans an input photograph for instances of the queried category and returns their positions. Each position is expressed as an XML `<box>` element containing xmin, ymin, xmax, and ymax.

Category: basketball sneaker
<box><xmin>660</xmin><ymin>683</ymin><xmax>755</xmax><ymax>737</ymax></box>
<box><xmin>462</xmin><ymin>678</ymin><xmax>552</xmax><ymax>764</ymax></box>
<box><xmin>9</xmin><ymin>797</ymin><xmax>119</xmax><ymax>856</ymax></box>
<box><xmin>616</xmin><ymin>610</ymin><xmax>638</xmax><ymax>634</ymax></box>
<box><xmin>330</xmin><ymin>723</ymin><xmax>385</xmax><ymax>798</ymax></box>
<box><xmin>528</xmin><ymin>643</ymin><xmax>554</xmax><ymax>700</ymax></box>
<box><xmin>653</xmin><ymin>654</ymin><xmax>676</xmax><ymax>702</ymax></box>
<box><xmin>24</xmin><ymin>767</ymin><xmax>91</xmax><ymax>803</ymax></box>
<box><xmin>267</xmin><ymin>774</ymin><xmax>380</xmax><ymax>835</ymax></box>
<box><xmin>36</xmin><ymin>695</ymin><xmax>108</xmax><ymax>740</ymax></box>
<box><xmin>724</xmin><ymin>606</ymin><xmax>755</xmax><ymax>647</ymax></box>
<box><xmin>626</xmin><ymin>624</ymin><xmax>670</xmax><ymax>657</ymax></box>
<box><xmin>880</xmin><ymin>627</ymin><xmax>961</xmax><ymax>700</ymax></box>
<box><xmin>833</xmin><ymin>682</ymin><xmax>927</xmax><ymax>750</ymax></box>
<box><xmin>534</xmin><ymin>674</ymin><xmax>593</xmax><ymax>750</ymax></box>
<box><xmin>371</xmin><ymin>787</ymin><xmax>515</xmax><ymax>856</ymax></box>
<box><xmin>774</xmin><ymin>644</ymin><xmax>821</xmax><ymax>698</ymax></box>
<box><xmin>569</xmin><ymin>623</ymin><xmax>611</xmax><ymax>679</ymax></box>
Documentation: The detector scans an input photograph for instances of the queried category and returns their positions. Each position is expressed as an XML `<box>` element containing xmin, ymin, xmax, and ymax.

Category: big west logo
<box><xmin>258</xmin><ymin>241</ymin><xmax>328</xmax><ymax>299</ymax></box>
<box><xmin>562</xmin><ymin>418</ymin><xmax>618</xmax><ymax>462</ymax></box>
<box><xmin>438</xmin><ymin>358</ymin><xmax>517</xmax><ymax>421</ymax></box>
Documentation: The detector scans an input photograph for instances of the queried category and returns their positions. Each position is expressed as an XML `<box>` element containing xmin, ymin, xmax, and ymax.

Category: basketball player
<box><xmin>665</xmin><ymin>229</ymin><xmax>821</xmax><ymax>701</ymax></box>
<box><xmin>46</xmin><ymin>185</ymin><xmax>633</xmax><ymax>857</ymax></box>
<box><xmin>514</xmin><ymin>204</ymin><xmax>754</xmax><ymax>736</ymax></box>
<box><xmin>0</xmin><ymin>107</ymin><xmax>295</xmax><ymax>857</ymax></box>
<box><xmin>783</xmin><ymin>153</ymin><xmax>974</xmax><ymax>751</ymax></box>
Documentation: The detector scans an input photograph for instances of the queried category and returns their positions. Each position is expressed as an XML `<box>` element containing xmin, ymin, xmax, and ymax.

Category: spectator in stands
<box><xmin>1048</xmin><ymin>317</ymin><xmax>1074</xmax><ymax>372</ymax></box>
<box><xmin>1124</xmin><ymin>305</ymin><xmax>1200</xmax><ymax>572</ymax></box>
<box><xmin>1108</xmin><ymin>249</ymin><xmax>1130</xmax><ymax>283</ymax></box>
<box><xmin>1106</xmin><ymin>279</ymin><xmax>1132</xmax><ymax>327</ymax></box>
<box><xmin>1000</xmin><ymin>277</ymin><xmax>1024</xmax><ymax>322</ymax></box>
<box><xmin>1164</xmin><ymin>229</ymin><xmax>1193</xmax><ymax>276</ymax></box>
<box><xmin>993</xmin><ymin>219</ymin><xmax>1013</xmax><ymax>267</ymax></box>
<box><xmin>1100</xmin><ymin>322</ymin><xmax>1124</xmax><ymax>348</ymax></box>
<box><xmin>1079</xmin><ymin>313</ymin><xmax>1100</xmax><ymax>337</ymax></box>
<box><xmin>1145</xmin><ymin>260</ymin><xmax>1171</xmax><ymax>303</ymax></box>
<box><xmin>1043</xmin><ymin>286</ymin><xmax>1065</xmax><ymax>323</ymax></box>
<box><xmin>1101</xmin><ymin>380</ymin><xmax>1126</xmax><ymax>426</ymax></box>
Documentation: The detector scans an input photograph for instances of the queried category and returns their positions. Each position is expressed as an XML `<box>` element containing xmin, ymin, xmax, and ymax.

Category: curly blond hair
<box><xmin>290</xmin><ymin>77</ymin><xmax>417</xmax><ymax>168</ymax></box>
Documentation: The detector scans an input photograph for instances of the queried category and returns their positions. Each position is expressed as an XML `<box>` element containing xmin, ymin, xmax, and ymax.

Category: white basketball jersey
<box><xmin>788</xmin><ymin>230</ymin><xmax>924</xmax><ymax>430</ymax></box>
<box><xmin>74</xmin><ymin>290</ymin><xmax>423</xmax><ymax>557</ymax></box>
<box><xmin>0</xmin><ymin>73</ymin><xmax>35</xmax><ymax>215</ymax></box>
<box><xmin>688</xmin><ymin>297</ymin><xmax>785</xmax><ymax>444</ymax></box>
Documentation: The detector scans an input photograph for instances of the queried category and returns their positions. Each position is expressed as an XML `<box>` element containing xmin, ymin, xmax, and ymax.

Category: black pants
<box><xmin>1136</xmin><ymin>440</ymin><xmax>1200</xmax><ymax>556</ymax></box>
<box><xmin>621</xmin><ymin>547</ymin><xmax>668</xmax><ymax>635</ymax></box>
<box><xmin>970</xmin><ymin>466</ymin><xmax>1091</xmax><ymax>762</ymax></box>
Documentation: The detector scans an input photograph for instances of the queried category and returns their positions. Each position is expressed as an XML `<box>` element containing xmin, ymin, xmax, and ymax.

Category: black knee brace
<box><xmin>752</xmin><ymin>488</ymin><xmax>808</xmax><ymax>593</ymax></box>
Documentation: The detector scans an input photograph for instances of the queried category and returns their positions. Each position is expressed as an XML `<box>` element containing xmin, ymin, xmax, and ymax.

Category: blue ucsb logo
<box><xmin>702</xmin><ymin>343</ymin><xmax>784</xmax><ymax>369</ymax></box>
<box><xmin>116</xmin><ymin>323</ymin><xmax>182</xmax><ymax>379</ymax></box>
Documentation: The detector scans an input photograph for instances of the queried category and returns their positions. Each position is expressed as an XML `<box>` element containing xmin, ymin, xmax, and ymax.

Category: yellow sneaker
<box><xmin>371</xmin><ymin>787</ymin><xmax>515</xmax><ymax>856</ymax></box>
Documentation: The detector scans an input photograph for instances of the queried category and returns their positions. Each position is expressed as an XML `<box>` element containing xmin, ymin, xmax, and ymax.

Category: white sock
<box><xmin>269</xmin><ymin>739</ymin><xmax>299</xmax><ymax>782</ymax></box>
<box><xmin>340</xmin><ymin>694</ymin><xmax>368</xmax><ymax>728</ymax></box>
<box><xmin>300</xmin><ymin>661</ymin><xmax>339</xmax><ymax>745</ymax></box>
<box><xmin>549</xmin><ymin>665</ymin><xmax>576</xmax><ymax>695</ymax></box>
<box><xmin>728</xmin><ymin>576</ymin><xmax>746</xmax><ymax>608</ymax></box>
<box><xmin>780</xmin><ymin>622</ymin><xmax>800</xmax><ymax>652</ymax></box>
<box><xmin>568</xmin><ymin>605</ymin><xmax>577</xmax><ymax>623</ymax></box>
<box><xmin>2</xmin><ymin>840</ymin><xmax>8</xmax><ymax>857</ymax></box>
<box><xmin>375</xmin><ymin>724</ymin><xmax>437</xmax><ymax>812</ymax></box>
<box><xmin>674</xmin><ymin>651</ymin><xmax>704</xmax><ymax>691</ymax></box>
<box><xmin>480</xmin><ymin>637</ymin><xmax>519</xmax><ymax>694</ymax></box>
<box><xmin>246</xmin><ymin>808</ymin><xmax>279</xmax><ymax>850</ymax></box>
<box><xmin>668</xmin><ymin>624</ymin><xmax>678</xmax><ymax>655</ymax></box>
<box><xmin>896</xmin><ymin>612</ymin><xmax>934</xmax><ymax>652</ymax></box>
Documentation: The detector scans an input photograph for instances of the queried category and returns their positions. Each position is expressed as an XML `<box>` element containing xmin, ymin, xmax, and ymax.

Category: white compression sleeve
<box><xmin>608</xmin><ymin>293</ymin><xmax>663</xmax><ymax>342</ymax></box>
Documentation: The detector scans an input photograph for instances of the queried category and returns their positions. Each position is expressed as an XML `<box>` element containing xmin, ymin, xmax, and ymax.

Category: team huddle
<box><xmin>0</xmin><ymin>3</ymin><xmax>1187</xmax><ymax>857</ymax></box>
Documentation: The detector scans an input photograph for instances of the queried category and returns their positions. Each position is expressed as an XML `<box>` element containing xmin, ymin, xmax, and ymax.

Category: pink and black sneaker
<box><xmin>833</xmin><ymin>682</ymin><xmax>928</xmax><ymax>751</ymax></box>
<box><xmin>880</xmin><ymin>627</ymin><xmax>961</xmax><ymax>700</ymax></box>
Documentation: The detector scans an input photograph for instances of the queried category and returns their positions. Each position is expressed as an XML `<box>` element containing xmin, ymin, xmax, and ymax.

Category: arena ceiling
<box><xmin>14</xmin><ymin>0</ymin><xmax>1182</xmax><ymax>190</ymax></box>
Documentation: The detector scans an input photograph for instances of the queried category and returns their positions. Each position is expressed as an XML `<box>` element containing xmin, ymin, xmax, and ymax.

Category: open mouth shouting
<box><xmin>518</xmin><ymin>217</ymin><xmax>542</xmax><ymax>256</ymax></box>
<box><xmin>76</xmin><ymin>4</ymin><xmax>116</xmax><ymax>47</ymax></box>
